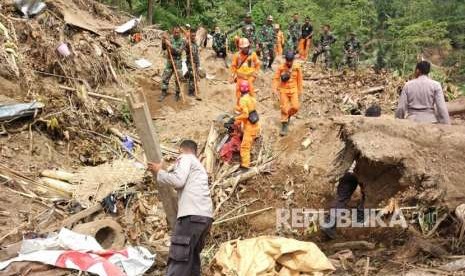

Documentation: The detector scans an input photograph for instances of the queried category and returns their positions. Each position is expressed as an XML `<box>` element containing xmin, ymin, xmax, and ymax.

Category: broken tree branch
<box><xmin>59</xmin><ymin>85</ymin><xmax>124</xmax><ymax>102</ymax></box>
<box><xmin>213</xmin><ymin>207</ymin><xmax>274</xmax><ymax>225</ymax></box>
<box><xmin>331</xmin><ymin>241</ymin><xmax>376</xmax><ymax>250</ymax></box>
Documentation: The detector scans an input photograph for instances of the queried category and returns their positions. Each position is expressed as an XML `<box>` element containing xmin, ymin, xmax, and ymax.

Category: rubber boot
<box><xmin>188</xmin><ymin>90</ymin><xmax>195</xmax><ymax>97</ymax></box>
<box><xmin>280</xmin><ymin>122</ymin><xmax>289</xmax><ymax>136</ymax></box>
<box><xmin>175</xmin><ymin>93</ymin><xmax>180</xmax><ymax>102</ymax></box>
<box><xmin>158</xmin><ymin>90</ymin><xmax>168</xmax><ymax>102</ymax></box>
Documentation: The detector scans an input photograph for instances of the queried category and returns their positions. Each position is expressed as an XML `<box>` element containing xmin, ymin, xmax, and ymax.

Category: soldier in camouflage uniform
<box><xmin>343</xmin><ymin>32</ymin><xmax>361</xmax><ymax>70</ymax></box>
<box><xmin>185</xmin><ymin>29</ymin><xmax>200</xmax><ymax>97</ymax></box>
<box><xmin>311</xmin><ymin>24</ymin><xmax>336</xmax><ymax>68</ymax></box>
<box><xmin>160</xmin><ymin>27</ymin><xmax>185</xmax><ymax>102</ymax></box>
<box><xmin>258</xmin><ymin>15</ymin><xmax>276</xmax><ymax>70</ymax></box>
<box><xmin>288</xmin><ymin>13</ymin><xmax>301</xmax><ymax>52</ymax></box>
<box><xmin>228</xmin><ymin>12</ymin><xmax>257</xmax><ymax>49</ymax></box>
<box><xmin>212</xmin><ymin>26</ymin><xmax>227</xmax><ymax>58</ymax></box>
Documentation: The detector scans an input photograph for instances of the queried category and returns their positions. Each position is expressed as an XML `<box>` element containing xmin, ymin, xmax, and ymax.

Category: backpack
<box><xmin>248</xmin><ymin>110</ymin><xmax>259</xmax><ymax>124</ymax></box>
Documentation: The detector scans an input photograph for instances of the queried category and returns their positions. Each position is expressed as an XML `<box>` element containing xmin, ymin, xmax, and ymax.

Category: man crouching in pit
<box><xmin>148</xmin><ymin>140</ymin><xmax>213</xmax><ymax>276</ymax></box>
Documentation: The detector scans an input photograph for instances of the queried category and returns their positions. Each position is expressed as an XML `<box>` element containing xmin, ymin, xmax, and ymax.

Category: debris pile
<box><xmin>301</xmin><ymin>65</ymin><xmax>404</xmax><ymax>116</ymax></box>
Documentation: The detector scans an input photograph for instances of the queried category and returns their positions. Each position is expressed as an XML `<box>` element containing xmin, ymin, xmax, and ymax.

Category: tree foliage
<box><xmin>104</xmin><ymin>0</ymin><xmax>465</xmax><ymax>78</ymax></box>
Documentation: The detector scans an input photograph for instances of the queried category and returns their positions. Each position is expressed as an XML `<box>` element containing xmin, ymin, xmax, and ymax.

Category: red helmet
<box><xmin>239</xmin><ymin>80</ymin><xmax>250</xmax><ymax>93</ymax></box>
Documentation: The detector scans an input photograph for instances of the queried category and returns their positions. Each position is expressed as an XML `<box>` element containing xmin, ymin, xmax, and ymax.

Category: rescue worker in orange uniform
<box><xmin>230</xmin><ymin>38</ymin><xmax>261</xmax><ymax>111</ymax></box>
<box><xmin>274</xmin><ymin>24</ymin><xmax>284</xmax><ymax>56</ymax></box>
<box><xmin>297</xmin><ymin>17</ymin><xmax>313</xmax><ymax>60</ymax></box>
<box><xmin>235</xmin><ymin>80</ymin><xmax>260</xmax><ymax>171</ymax></box>
<box><xmin>273</xmin><ymin>51</ymin><xmax>303</xmax><ymax>136</ymax></box>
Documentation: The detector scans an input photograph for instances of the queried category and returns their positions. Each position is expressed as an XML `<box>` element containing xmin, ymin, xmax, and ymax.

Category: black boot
<box><xmin>188</xmin><ymin>90</ymin><xmax>195</xmax><ymax>97</ymax></box>
<box><xmin>175</xmin><ymin>93</ymin><xmax>181</xmax><ymax>102</ymax></box>
<box><xmin>280</xmin><ymin>122</ymin><xmax>289</xmax><ymax>136</ymax></box>
<box><xmin>321</xmin><ymin>225</ymin><xmax>337</xmax><ymax>240</ymax></box>
<box><xmin>158</xmin><ymin>90</ymin><xmax>168</xmax><ymax>102</ymax></box>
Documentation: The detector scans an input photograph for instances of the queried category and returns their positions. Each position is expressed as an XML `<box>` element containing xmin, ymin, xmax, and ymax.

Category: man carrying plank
<box><xmin>148</xmin><ymin>140</ymin><xmax>213</xmax><ymax>276</ymax></box>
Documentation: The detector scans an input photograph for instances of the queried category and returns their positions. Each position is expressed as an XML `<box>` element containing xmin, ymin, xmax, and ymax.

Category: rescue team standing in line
<box><xmin>150</xmin><ymin>12</ymin><xmax>451</xmax><ymax>276</ymax></box>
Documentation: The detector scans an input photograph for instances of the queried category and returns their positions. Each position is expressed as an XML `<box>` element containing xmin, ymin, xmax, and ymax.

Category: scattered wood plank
<box><xmin>45</xmin><ymin>205</ymin><xmax>103</xmax><ymax>234</ymax></box>
<box><xmin>213</xmin><ymin>161</ymin><xmax>273</xmax><ymax>216</ymax></box>
<box><xmin>40</xmin><ymin>177</ymin><xmax>74</xmax><ymax>195</ymax></box>
<box><xmin>59</xmin><ymin>85</ymin><xmax>124</xmax><ymax>102</ymax></box>
<box><xmin>361</xmin><ymin>86</ymin><xmax>385</xmax><ymax>95</ymax></box>
<box><xmin>331</xmin><ymin>241</ymin><xmax>376</xmax><ymax>250</ymax></box>
<box><xmin>40</xmin><ymin>169</ymin><xmax>74</xmax><ymax>182</ymax></box>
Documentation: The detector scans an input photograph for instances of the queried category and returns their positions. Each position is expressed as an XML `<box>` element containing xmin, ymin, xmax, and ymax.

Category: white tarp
<box><xmin>0</xmin><ymin>228</ymin><xmax>155</xmax><ymax>276</ymax></box>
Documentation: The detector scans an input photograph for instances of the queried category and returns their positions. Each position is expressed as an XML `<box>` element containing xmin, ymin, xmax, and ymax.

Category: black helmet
<box><xmin>285</xmin><ymin>51</ymin><xmax>295</xmax><ymax>61</ymax></box>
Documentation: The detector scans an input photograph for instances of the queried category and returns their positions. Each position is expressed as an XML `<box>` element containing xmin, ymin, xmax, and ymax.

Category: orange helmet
<box><xmin>238</xmin><ymin>38</ymin><xmax>250</xmax><ymax>48</ymax></box>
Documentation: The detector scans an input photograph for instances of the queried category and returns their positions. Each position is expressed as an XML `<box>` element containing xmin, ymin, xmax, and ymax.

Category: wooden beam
<box><xmin>361</xmin><ymin>86</ymin><xmax>385</xmax><ymax>95</ymax></box>
<box><xmin>126</xmin><ymin>90</ymin><xmax>178</xmax><ymax>229</ymax></box>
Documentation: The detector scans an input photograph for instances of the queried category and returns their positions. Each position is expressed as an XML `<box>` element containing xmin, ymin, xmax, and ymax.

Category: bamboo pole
<box><xmin>187</xmin><ymin>36</ymin><xmax>201</xmax><ymax>100</ymax></box>
<box><xmin>166</xmin><ymin>46</ymin><xmax>185</xmax><ymax>103</ymax></box>
<box><xmin>213</xmin><ymin>207</ymin><xmax>273</xmax><ymax>225</ymax></box>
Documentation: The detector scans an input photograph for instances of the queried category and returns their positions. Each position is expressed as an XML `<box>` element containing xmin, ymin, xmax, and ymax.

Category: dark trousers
<box><xmin>166</xmin><ymin>215</ymin><xmax>213</xmax><ymax>276</ymax></box>
<box><xmin>324</xmin><ymin>181</ymin><xmax>365</xmax><ymax>229</ymax></box>
<box><xmin>331</xmin><ymin>180</ymin><xmax>362</xmax><ymax>210</ymax></box>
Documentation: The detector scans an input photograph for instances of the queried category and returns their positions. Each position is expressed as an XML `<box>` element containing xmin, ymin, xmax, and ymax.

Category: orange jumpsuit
<box><xmin>235</xmin><ymin>93</ymin><xmax>260</xmax><ymax>168</ymax></box>
<box><xmin>273</xmin><ymin>63</ymin><xmax>303</xmax><ymax>122</ymax></box>
<box><xmin>231</xmin><ymin>51</ymin><xmax>260</xmax><ymax>110</ymax></box>
<box><xmin>298</xmin><ymin>37</ymin><xmax>312</xmax><ymax>60</ymax></box>
<box><xmin>275</xmin><ymin>30</ymin><xmax>284</xmax><ymax>56</ymax></box>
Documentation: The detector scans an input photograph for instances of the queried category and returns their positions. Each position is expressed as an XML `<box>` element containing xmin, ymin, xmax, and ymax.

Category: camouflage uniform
<box><xmin>343</xmin><ymin>37</ymin><xmax>361</xmax><ymax>69</ymax></box>
<box><xmin>258</xmin><ymin>23</ymin><xmax>276</xmax><ymax>69</ymax></box>
<box><xmin>288</xmin><ymin>20</ymin><xmax>301</xmax><ymax>51</ymax></box>
<box><xmin>161</xmin><ymin>36</ymin><xmax>185</xmax><ymax>100</ymax></box>
<box><xmin>212</xmin><ymin>32</ymin><xmax>227</xmax><ymax>58</ymax></box>
<box><xmin>229</xmin><ymin>21</ymin><xmax>257</xmax><ymax>47</ymax></box>
<box><xmin>311</xmin><ymin>33</ymin><xmax>336</xmax><ymax>68</ymax></box>
<box><xmin>241</xmin><ymin>22</ymin><xmax>257</xmax><ymax>46</ymax></box>
<box><xmin>185</xmin><ymin>40</ymin><xmax>200</xmax><ymax>96</ymax></box>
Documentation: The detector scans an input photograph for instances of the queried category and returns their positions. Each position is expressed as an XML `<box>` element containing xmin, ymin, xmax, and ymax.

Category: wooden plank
<box><xmin>126</xmin><ymin>91</ymin><xmax>178</xmax><ymax>229</ymax></box>
<box><xmin>361</xmin><ymin>86</ymin><xmax>385</xmax><ymax>94</ymax></box>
